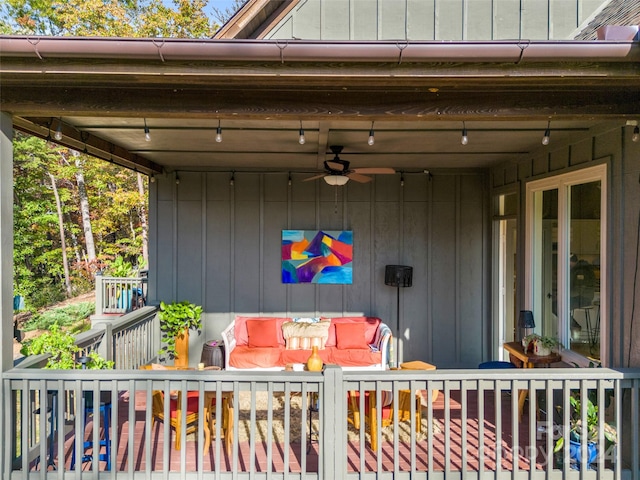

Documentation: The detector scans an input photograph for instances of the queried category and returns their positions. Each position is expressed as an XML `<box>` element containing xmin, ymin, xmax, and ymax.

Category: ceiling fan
<box><xmin>303</xmin><ymin>146</ymin><xmax>395</xmax><ymax>185</ymax></box>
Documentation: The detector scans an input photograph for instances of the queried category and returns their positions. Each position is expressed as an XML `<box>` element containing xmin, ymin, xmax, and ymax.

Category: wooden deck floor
<box><xmin>33</xmin><ymin>389</ymin><xmax>552</xmax><ymax>474</ymax></box>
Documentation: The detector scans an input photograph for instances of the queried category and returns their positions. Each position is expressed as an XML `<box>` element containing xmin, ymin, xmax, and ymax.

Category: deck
<box><xmin>33</xmin><ymin>388</ymin><xmax>545</xmax><ymax>474</ymax></box>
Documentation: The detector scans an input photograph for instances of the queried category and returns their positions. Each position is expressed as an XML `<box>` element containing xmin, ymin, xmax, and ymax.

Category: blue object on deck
<box><xmin>71</xmin><ymin>393</ymin><xmax>111</xmax><ymax>471</ymax></box>
<box><xmin>478</xmin><ymin>361</ymin><xmax>516</xmax><ymax>369</ymax></box>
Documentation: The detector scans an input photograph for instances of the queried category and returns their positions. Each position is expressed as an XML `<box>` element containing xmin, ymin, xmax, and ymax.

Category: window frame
<box><xmin>524</xmin><ymin>163</ymin><xmax>608</xmax><ymax>366</ymax></box>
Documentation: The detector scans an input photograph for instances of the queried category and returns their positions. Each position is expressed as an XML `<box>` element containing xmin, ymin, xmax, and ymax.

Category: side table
<box><xmin>502</xmin><ymin>341</ymin><xmax>561</xmax><ymax>422</ymax></box>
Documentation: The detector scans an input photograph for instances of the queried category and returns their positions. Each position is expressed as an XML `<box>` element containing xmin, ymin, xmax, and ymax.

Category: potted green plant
<box><xmin>554</xmin><ymin>394</ymin><xmax>617</xmax><ymax>468</ymax></box>
<box><xmin>522</xmin><ymin>333</ymin><xmax>560</xmax><ymax>356</ymax></box>
<box><xmin>158</xmin><ymin>300</ymin><xmax>203</xmax><ymax>366</ymax></box>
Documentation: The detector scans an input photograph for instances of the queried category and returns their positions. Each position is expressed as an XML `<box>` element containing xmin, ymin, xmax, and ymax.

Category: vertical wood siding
<box><xmin>150</xmin><ymin>170</ymin><xmax>490</xmax><ymax>369</ymax></box>
<box><xmin>490</xmin><ymin>122</ymin><xmax>640</xmax><ymax>368</ymax></box>
<box><xmin>264</xmin><ymin>0</ymin><xmax>609</xmax><ymax>41</ymax></box>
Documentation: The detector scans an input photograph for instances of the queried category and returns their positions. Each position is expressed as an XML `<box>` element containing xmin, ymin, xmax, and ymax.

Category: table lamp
<box><xmin>518</xmin><ymin>310</ymin><xmax>535</xmax><ymax>339</ymax></box>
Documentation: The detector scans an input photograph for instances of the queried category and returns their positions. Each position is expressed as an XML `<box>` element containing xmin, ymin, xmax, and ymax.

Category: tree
<box><xmin>2</xmin><ymin>0</ymin><xmax>218</xmax><ymax>37</ymax></box>
<box><xmin>211</xmin><ymin>0</ymin><xmax>245</xmax><ymax>25</ymax></box>
<box><xmin>48</xmin><ymin>171</ymin><xmax>72</xmax><ymax>297</ymax></box>
<box><xmin>137</xmin><ymin>173</ymin><xmax>149</xmax><ymax>267</ymax></box>
<box><xmin>73</xmin><ymin>152</ymin><xmax>97</xmax><ymax>263</ymax></box>
<box><xmin>6</xmin><ymin>0</ymin><xmax>220</xmax><ymax>309</ymax></box>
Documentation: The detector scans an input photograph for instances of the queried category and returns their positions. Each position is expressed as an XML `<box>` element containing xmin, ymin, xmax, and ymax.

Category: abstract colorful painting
<box><xmin>282</xmin><ymin>230</ymin><xmax>353</xmax><ymax>284</ymax></box>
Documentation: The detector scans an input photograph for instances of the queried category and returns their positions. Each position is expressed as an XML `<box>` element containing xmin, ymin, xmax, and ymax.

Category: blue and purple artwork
<box><xmin>282</xmin><ymin>230</ymin><xmax>353</xmax><ymax>284</ymax></box>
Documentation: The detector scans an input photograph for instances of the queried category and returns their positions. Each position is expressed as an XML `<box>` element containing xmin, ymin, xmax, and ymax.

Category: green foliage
<box><xmin>158</xmin><ymin>301</ymin><xmax>203</xmax><ymax>359</ymax></box>
<box><xmin>106</xmin><ymin>255</ymin><xmax>134</xmax><ymax>277</ymax></box>
<box><xmin>23</xmin><ymin>302</ymin><xmax>94</xmax><ymax>332</ymax></box>
<box><xmin>2</xmin><ymin>0</ymin><xmax>218</xmax><ymax>37</ymax></box>
<box><xmin>21</xmin><ymin>325</ymin><xmax>78</xmax><ymax>369</ymax></box>
<box><xmin>84</xmin><ymin>351</ymin><xmax>115</xmax><ymax>370</ymax></box>
<box><xmin>12</xmin><ymin>132</ymin><xmax>148</xmax><ymax>310</ymax></box>
<box><xmin>554</xmin><ymin>394</ymin><xmax>617</xmax><ymax>452</ymax></box>
<box><xmin>27</xmin><ymin>279</ymin><xmax>66</xmax><ymax>310</ymax></box>
<box><xmin>522</xmin><ymin>333</ymin><xmax>560</xmax><ymax>351</ymax></box>
<box><xmin>21</xmin><ymin>324</ymin><xmax>113</xmax><ymax>369</ymax></box>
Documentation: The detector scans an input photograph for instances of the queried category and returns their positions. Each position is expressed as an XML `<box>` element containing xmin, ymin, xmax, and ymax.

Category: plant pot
<box><xmin>569</xmin><ymin>439</ymin><xmax>598</xmax><ymax>466</ymax></box>
<box><xmin>534</xmin><ymin>342</ymin><xmax>551</xmax><ymax>356</ymax></box>
<box><xmin>174</xmin><ymin>329</ymin><xmax>189</xmax><ymax>368</ymax></box>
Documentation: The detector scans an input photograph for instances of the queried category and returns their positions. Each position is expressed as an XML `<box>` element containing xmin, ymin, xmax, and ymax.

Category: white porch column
<box><xmin>0</xmin><ymin>113</ymin><xmax>13</xmax><ymax>372</ymax></box>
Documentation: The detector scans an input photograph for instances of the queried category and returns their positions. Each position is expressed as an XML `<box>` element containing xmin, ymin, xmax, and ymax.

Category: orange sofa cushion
<box><xmin>335</xmin><ymin>322</ymin><xmax>368</xmax><ymax>349</ymax></box>
<box><xmin>234</xmin><ymin>316</ymin><xmax>288</xmax><ymax>347</ymax></box>
<box><xmin>228</xmin><ymin>345</ymin><xmax>285</xmax><ymax>369</ymax></box>
<box><xmin>246</xmin><ymin>318</ymin><xmax>280</xmax><ymax>348</ymax></box>
<box><xmin>329</xmin><ymin>349</ymin><xmax>382</xmax><ymax>367</ymax></box>
<box><xmin>326</xmin><ymin>316</ymin><xmax>381</xmax><ymax>347</ymax></box>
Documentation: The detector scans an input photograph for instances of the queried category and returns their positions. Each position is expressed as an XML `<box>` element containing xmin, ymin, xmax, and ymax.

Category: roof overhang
<box><xmin>1</xmin><ymin>36</ymin><xmax>639</xmax><ymax>175</ymax></box>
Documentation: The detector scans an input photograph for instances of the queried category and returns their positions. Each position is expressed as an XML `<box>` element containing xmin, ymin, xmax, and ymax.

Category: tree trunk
<box><xmin>137</xmin><ymin>172</ymin><xmax>149</xmax><ymax>267</ymax></box>
<box><xmin>75</xmin><ymin>156</ymin><xmax>96</xmax><ymax>263</ymax></box>
<box><xmin>48</xmin><ymin>172</ymin><xmax>72</xmax><ymax>297</ymax></box>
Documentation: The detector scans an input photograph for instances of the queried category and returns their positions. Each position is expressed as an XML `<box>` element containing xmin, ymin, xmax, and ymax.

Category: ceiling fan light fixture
<box><xmin>324</xmin><ymin>175</ymin><xmax>349</xmax><ymax>186</ymax></box>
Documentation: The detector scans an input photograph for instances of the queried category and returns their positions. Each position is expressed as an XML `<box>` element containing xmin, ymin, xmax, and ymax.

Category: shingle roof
<box><xmin>574</xmin><ymin>0</ymin><xmax>640</xmax><ymax>40</ymax></box>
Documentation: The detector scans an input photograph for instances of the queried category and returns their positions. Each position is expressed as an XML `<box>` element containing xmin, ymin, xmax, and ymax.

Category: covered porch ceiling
<box><xmin>2</xmin><ymin>37</ymin><xmax>639</xmax><ymax>177</ymax></box>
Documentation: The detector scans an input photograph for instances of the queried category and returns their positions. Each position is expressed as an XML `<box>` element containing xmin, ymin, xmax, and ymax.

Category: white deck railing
<box><xmin>3</xmin><ymin>365</ymin><xmax>639</xmax><ymax>479</ymax></box>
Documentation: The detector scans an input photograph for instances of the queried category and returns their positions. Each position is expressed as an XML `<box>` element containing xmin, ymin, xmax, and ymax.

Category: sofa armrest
<box><xmin>222</xmin><ymin>320</ymin><xmax>236</xmax><ymax>370</ymax></box>
<box><xmin>375</xmin><ymin>322</ymin><xmax>392</xmax><ymax>369</ymax></box>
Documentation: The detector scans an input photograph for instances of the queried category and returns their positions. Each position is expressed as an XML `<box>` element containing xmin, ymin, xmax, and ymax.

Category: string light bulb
<box><xmin>400</xmin><ymin>173</ymin><xmax>405</xmax><ymax>187</ymax></box>
<box><xmin>461</xmin><ymin>122</ymin><xmax>468</xmax><ymax>145</ymax></box>
<box><xmin>230</xmin><ymin>172</ymin><xmax>235</xmax><ymax>186</ymax></box>
<box><xmin>216</xmin><ymin>120</ymin><xmax>222</xmax><ymax>143</ymax></box>
<box><xmin>150</xmin><ymin>174</ymin><xmax>156</xmax><ymax>183</ymax></box>
<box><xmin>54</xmin><ymin>119</ymin><xmax>63</xmax><ymax>141</ymax></box>
<box><xmin>633</xmin><ymin>125</ymin><xmax>639</xmax><ymax>143</ymax></box>
<box><xmin>542</xmin><ymin>121</ymin><xmax>551</xmax><ymax>146</ymax></box>
<box><xmin>298</xmin><ymin>121</ymin><xmax>306</xmax><ymax>145</ymax></box>
<box><xmin>368</xmin><ymin>121</ymin><xmax>375</xmax><ymax>146</ymax></box>
<box><xmin>175</xmin><ymin>175</ymin><xmax>180</xmax><ymax>185</ymax></box>
<box><xmin>144</xmin><ymin>119</ymin><xmax>151</xmax><ymax>142</ymax></box>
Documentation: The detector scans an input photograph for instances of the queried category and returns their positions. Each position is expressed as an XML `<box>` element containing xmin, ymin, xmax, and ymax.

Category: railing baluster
<box><xmin>4</xmin><ymin>365</ymin><xmax>640</xmax><ymax>478</ymax></box>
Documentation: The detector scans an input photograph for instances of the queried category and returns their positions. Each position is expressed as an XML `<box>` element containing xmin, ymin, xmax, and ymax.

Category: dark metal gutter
<box><xmin>0</xmin><ymin>36</ymin><xmax>638</xmax><ymax>63</ymax></box>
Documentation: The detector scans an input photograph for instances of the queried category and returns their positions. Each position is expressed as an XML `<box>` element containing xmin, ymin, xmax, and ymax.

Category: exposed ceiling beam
<box><xmin>3</xmin><ymin>87</ymin><xmax>639</xmax><ymax>121</ymax></box>
<box><xmin>13</xmin><ymin>116</ymin><xmax>163</xmax><ymax>174</ymax></box>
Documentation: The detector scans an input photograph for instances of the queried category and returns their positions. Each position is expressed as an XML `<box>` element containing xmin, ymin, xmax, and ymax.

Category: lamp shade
<box><xmin>324</xmin><ymin>175</ymin><xmax>349</xmax><ymax>186</ymax></box>
<box><xmin>518</xmin><ymin>310</ymin><xmax>535</xmax><ymax>329</ymax></box>
<box><xmin>385</xmin><ymin>265</ymin><xmax>413</xmax><ymax>288</ymax></box>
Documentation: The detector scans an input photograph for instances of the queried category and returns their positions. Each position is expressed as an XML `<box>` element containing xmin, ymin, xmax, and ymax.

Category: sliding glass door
<box><xmin>526</xmin><ymin>165</ymin><xmax>606</xmax><ymax>363</ymax></box>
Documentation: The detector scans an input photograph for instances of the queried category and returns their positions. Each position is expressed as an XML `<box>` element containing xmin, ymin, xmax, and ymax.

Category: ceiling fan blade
<box><xmin>350</xmin><ymin>167</ymin><xmax>396</xmax><ymax>174</ymax></box>
<box><xmin>347</xmin><ymin>172</ymin><xmax>373</xmax><ymax>183</ymax></box>
<box><xmin>326</xmin><ymin>160</ymin><xmax>347</xmax><ymax>172</ymax></box>
<box><xmin>302</xmin><ymin>173</ymin><xmax>327</xmax><ymax>182</ymax></box>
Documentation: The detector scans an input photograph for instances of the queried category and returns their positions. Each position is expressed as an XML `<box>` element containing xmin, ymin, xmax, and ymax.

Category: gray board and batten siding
<box><xmin>261</xmin><ymin>0</ymin><xmax>608</xmax><ymax>41</ymax></box>
<box><xmin>149</xmin><ymin>170</ymin><xmax>489</xmax><ymax>369</ymax></box>
<box><xmin>491</xmin><ymin>121</ymin><xmax>640</xmax><ymax>369</ymax></box>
